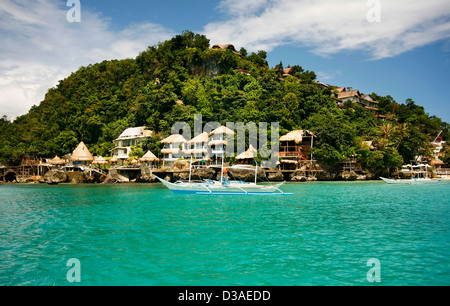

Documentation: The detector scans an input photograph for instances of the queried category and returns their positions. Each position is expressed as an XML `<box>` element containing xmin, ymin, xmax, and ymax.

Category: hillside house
<box><xmin>112</xmin><ymin>126</ymin><xmax>155</xmax><ymax>159</ymax></box>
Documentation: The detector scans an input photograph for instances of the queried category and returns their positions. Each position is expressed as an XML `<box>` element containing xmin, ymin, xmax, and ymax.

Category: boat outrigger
<box><xmin>155</xmin><ymin>157</ymin><xmax>292</xmax><ymax>195</ymax></box>
<box><xmin>380</xmin><ymin>164</ymin><xmax>444</xmax><ymax>184</ymax></box>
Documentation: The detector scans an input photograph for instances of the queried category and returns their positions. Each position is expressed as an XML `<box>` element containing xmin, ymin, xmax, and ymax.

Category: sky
<box><xmin>1</xmin><ymin>0</ymin><xmax>450</xmax><ymax>123</ymax></box>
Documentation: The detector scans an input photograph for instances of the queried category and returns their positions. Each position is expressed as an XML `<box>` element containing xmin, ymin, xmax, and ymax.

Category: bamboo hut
<box><xmin>236</xmin><ymin>144</ymin><xmax>257</xmax><ymax>164</ymax></box>
<box><xmin>49</xmin><ymin>155</ymin><xmax>66</xmax><ymax>166</ymax></box>
<box><xmin>70</xmin><ymin>141</ymin><xmax>94</xmax><ymax>164</ymax></box>
<box><xmin>93</xmin><ymin>156</ymin><xmax>108</xmax><ymax>165</ymax></box>
<box><xmin>279</xmin><ymin>130</ymin><xmax>317</xmax><ymax>170</ymax></box>
<box><xmin>140</xmin><ymin>150</ymin><xmax>159</xmax><ymax>162</ymax></box>
<box><xmin>140</xmin><ymin>150</ymin><xmax>160</xmax><ymax>168</ymax></box>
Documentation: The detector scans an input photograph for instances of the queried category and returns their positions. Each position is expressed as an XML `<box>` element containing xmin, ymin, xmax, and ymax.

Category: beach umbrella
<box><xmin>139</xmin><ymin>150</ymin><xmax>160</xmax><ymax>162</ymax></box>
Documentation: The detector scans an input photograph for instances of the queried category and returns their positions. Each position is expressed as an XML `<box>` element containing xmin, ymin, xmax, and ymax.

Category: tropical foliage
<box><xmin>0</xmin><ymin>31</ymin><xmax>448</xmax><ymax>175</ymax></box>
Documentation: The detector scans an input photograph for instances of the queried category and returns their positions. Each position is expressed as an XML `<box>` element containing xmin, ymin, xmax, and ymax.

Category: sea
<box><xmin>0</xmin><ymin>181</ymin><xmax>449</xmax><ymax>286</ymax></box>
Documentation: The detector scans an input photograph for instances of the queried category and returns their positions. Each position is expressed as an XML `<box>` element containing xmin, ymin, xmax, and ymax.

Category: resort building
<box><xmin>160</xmin><ymin>134</ymin><xmax>187</xmax><ymax>165</ymax></box>
<box><xmin>70</xmin><ymin>141</ymin><xmax>94</xmax><ymax>165</ymax></box>
<box><xmin>336</xmin><ymin>90</ymin><xmax>385</xmax><ymax>120</ymax></box>
<box><xmin>208</xmin><ymin>126</ymin><xmax>235</xmax><ymax>161</ymax></box>
<box><xmin>235</xmin><ymin>144</ymin><xmax>257</xmax><ymax>165</ymax></box>
<box><xmin>111</xmin><ymin>126</ymin><xmax>155</xmax><ymax>159</ymax></box>
<box><xmin>279</xmin><ymin>130</ymin><xmax>316</xmax><ymax>169</ymax></box>
<box><xmin>185</xmin><ymin>132</ymin><xmax>209</xmax><ymax>160</ymax></box>
<box><xmin>431</xmin><ymin>131</ymin><xmax>446</xmax><ymax>158</ymax></box>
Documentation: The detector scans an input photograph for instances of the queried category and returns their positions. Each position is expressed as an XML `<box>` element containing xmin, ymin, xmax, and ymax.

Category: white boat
<box><xmin>380</xmin><ymin>177</ymin><xmax>443</xmax><ymax>184</ymax></box>
<box><xmin>380</xmin><ymin>163</ymin><xmax>444</xmax><ymax>184</ymax></box>
<box><xmin>155</xmin><ymin>158</ymin><xmax>292</xmax><ymax>195</ymax></box>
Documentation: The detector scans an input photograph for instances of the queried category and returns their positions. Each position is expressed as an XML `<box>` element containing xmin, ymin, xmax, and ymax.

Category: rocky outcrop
<box><xmin>266</xmin><ymin>171</ymin><xmax>284</xmax><ymax>181</ymax></box>
<box><xmin>43</xmin><ymin>169</ymin><xmax>68</xmax><ymax>183</ymax></box>
<box><xmin>227</xmin><ymin>167</ymin><xmax>265</xmax><ymax>181</ymax></box>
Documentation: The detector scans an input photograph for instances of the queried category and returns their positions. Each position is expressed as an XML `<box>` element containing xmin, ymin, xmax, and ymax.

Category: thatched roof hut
<box><xmin>160</xmin><ymin>134</ymin><xmax>187</xmax><ymax>144</ymax></box>
<box><xmin>208</xmin><ymin>126</ymin><xmax>235</xmax><ymax>136</ymax></box>
<box><xmin>430</xmin><ymin>158</ymin><xmax>444</xmax><ymax>166</ymax></box>
<box><xmin>187</xmin><ymin>132</ymin><xmax>209</xmax><ymax>144</ymax></box>
<box><xmin>236</xmin><ymin>144</ymin><xmax>257</xmax><ymax>160</ymax></box>
<box><xmin>93</xmin><ymin>156</ymin><xmax>108</xmax><ymax>165</ymax></box>
<box><xmin>70</xmin><ymin>142</ymin><xmax>94</xmax><ymax>162</ymax></box>
<box><xmin>280</xmin><ymin>130</ymin><xmax>316</xmax><ymax>144</ymax></box>
<box><xmin>49</xmin><ymin>155</ymin><xmax>66</xmax><ymax>165</ymax></box>
<box><xmin>110</xmin><ymin>157</ymin><xmax>119</xmax><ymax>163</ymax></box>
<box><xmin>139</xmin><ymin>150</ymin><xmax>159</xmax><ymax>162</ymax></box>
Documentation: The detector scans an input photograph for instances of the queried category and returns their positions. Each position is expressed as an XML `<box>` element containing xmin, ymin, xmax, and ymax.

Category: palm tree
<box><xmin>394</xmin><ymin>123</ymin><xmax>409</xmax><ymax>150</ymax></box>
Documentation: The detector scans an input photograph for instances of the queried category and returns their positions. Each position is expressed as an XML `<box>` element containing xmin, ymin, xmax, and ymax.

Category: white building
<box><xmin>160</xmin><ymin>134</ymin><xmax>187</xmax><ymax>164</ymax></box>
<box><xmin>185</xmin><ymin>132</ymin><xmax>209</xmax><ymax>160</ymax></box>
<box><xmin>111</xmin><ymin>126</ymin><xmax>154</xmax><ymax>159</ymax></box>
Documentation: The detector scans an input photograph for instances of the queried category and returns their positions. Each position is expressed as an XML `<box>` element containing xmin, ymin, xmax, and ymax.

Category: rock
<box><xmin>103</xmin><ymin>172</ymin><xmax>129</xmax><ymax>184</ymax></box>
<box><xmin>267</xmin><ymin>171</ymin><xmax>284</xmax><ymax>181</ymax></box>
<box><xmin>173</xmin><ymin>160</ymin><xmax>190</xmax><ymax>170</ymax></box>
<box><xmin>227</xmin><ymin>167</ymin><xmax>265</xmax><ymax>181</ymax></box>
<box><xmin>43</xmin><ymin>169</ymin><xmax>68</xmax><ymax>183</ymax></box>
<box><xmin>340</xmin><ymin>171</ymin><xmax>358</xmax><ymax>180</ymax></box>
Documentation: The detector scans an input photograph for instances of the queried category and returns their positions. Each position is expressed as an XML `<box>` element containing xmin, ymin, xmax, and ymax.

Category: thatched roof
<box><xmin>280</xmin><ymin>130</ymin><xmax>316</xmax><ymax>144</ymax></box>
<box><xmin>161</xmin><ymin>148</ymin><xmax>182</xmax><ymax>154</ymax></box>
<box><xmin>70</xmin><ymin>142</ymin><xmax>94</xmax><ymax>162</ymax></box>
<box><xmin>236</xmin><ymin>144</ymin><xmax>257</xmax><ymax>160</ymax></box>
<box><xmin>93</xmin><ymin>156</ymin><xmax>108</xmax><ymax>165</ymax></box>
<box><xmin>187</xmin><ymin>132</ymin><xmax>209</xmax><ymax>144</ymax></box>
<box><xmin>160</xmin><ymin>134</ymin><xmax>187</xmax><ymax>144</ymax></box>
<box><xmin>184</xmin><ymin>149</ymin><xmax>208</xmax><ymax>154</ymax></box>
<box><xmin>49</xmin><ymin>155</ymin><xmax>66</xmax><ymax>165</ymax></box>
<box><xmin>430</xmin><ymin>158</ymin><xmax>444</xmax><ymax>166</ymax></box>
<box><xmin>110</xmin><ymin>157</ymin><xmax>119</xmax><ymax>163</ymax></box>
<box><xmin>208</xmin><ymin>140</ymin><xmax>228</xmax><ymax>146</ymax></box>
<box><xmin>208</xmin><ymin>126</ymin><xmax>235</xmax><ymax>136</ymax></box>
<box><xmin>140</xmin><ymin>150</ymin><xmax>159</xmax><ymax>162</ymax></box>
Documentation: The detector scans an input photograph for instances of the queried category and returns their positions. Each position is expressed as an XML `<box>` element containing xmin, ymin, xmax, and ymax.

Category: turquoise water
<box><xmin>0</xmin><ymin>181</ymin><xmax>449</xmax><ymax>286</ymax></box>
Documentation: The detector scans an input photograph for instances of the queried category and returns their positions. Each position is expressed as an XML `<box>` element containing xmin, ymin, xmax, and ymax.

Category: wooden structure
<box><xmin>71</xmin><ymin>141</ymin><xmax>94</xmax><ymax>165</ymax></box>
<box><xmin>236</xmin><ymin>144</ymin><xmax>257</xmax><ymax>164</ymax></box>
<box><xmin>279</xmin><ymin>130</ymin><xmax>316</xmax><ymax>170</ymax></box>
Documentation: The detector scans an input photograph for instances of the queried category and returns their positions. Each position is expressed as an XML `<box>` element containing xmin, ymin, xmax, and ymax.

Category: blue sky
<box><xmin>1</xmin><ymin>0</ymin><xmax>450</xmax><ymax>123</ymax></box>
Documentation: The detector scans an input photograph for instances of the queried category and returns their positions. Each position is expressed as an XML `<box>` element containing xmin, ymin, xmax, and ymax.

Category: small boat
<box><xmin>380</xmin><ymin>177</ymin><xmax>443</xmax><ymax>184</ymax></box>
<box><xmin>155</xmin><ymin>157</ymin><xmax>292</xmax><ymax>195</ymax></box>
<box><xmin>381</xmin><ymin>163</ymin><xmax>444</xmax><ymax>184</ymax></box>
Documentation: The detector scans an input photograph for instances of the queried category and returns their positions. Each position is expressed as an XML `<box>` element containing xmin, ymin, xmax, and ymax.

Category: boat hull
<box><xmin>155</xmin><ymin>175</ymin><xmax>292</xmax><ymax>195</ymax></box>
<box><xmin>380</xmin><ymin>177</ymin><xmax>443</xmax><ymax>184</ymax></box>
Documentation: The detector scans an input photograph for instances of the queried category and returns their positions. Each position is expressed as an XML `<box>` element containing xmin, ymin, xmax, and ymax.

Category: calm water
<box><xmin>0</xmin><ymin>181</ymin><xmax>449</xmax><ymax>286</ymax></box>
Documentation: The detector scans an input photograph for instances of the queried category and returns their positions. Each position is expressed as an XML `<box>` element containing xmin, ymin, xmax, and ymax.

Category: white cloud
<box><xmin>0</xmin><ymin>0</ymin><xmax>175</xmax><ymax>118</ymax></box>
<box><xmin>204</xmin><ymin>0</ymin><xmax>450</xmax><ymax>59</ymax></box>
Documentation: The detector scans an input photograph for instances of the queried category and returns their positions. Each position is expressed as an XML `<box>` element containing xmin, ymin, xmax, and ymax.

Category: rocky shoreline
<box><xmin>1</xmin><ymin>167</ymin><xmax>390</xmax><ymax>184</ymax></box>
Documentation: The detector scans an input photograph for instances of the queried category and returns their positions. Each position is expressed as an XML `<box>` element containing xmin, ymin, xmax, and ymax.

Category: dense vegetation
<box><xmin>0</xmin><ymin>31</ymin><xmax>448</xmax><ymax>174</ymax></box>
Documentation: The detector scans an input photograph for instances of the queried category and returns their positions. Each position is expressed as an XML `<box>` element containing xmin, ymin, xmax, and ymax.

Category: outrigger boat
<box><xmin>155</xmin><ymin>157</ymin><xmax>292</xmax><ymax>195</ymax></box>
<box><xmin>380</xmin><ymin>164</ymin><xmax>444</xmax><ymax>184</ymax></box>
<box><xmin>380</xmin><ymin>177</ymin><xmax>443</xmax><ymax>184</ymax></box>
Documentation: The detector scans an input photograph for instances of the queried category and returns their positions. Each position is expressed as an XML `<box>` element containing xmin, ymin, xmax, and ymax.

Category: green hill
<box><xmin>0</xmin><ymin>31</ymin><xmax>448</xmax><ymax>172</ymax></box>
